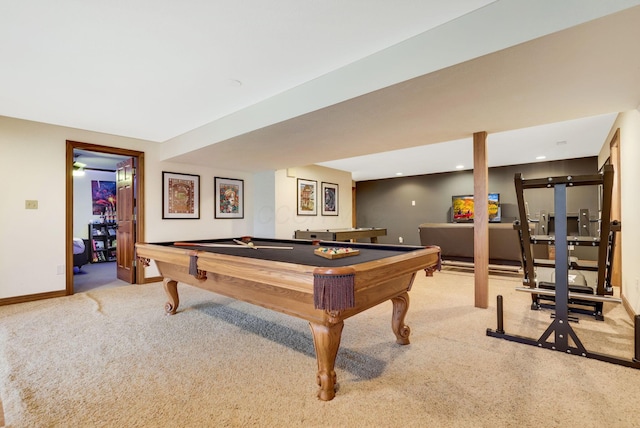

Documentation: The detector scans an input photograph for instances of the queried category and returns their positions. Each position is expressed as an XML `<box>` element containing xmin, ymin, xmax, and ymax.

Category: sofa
<box><xmin>73</xmin><ymin>238</ymin><xmax>91</xmax><ymax>270</ymax></box>
<box><xmin>418</xmin><ymin>223</ymin><xmax>522</xmax><ymax>269</ymax></box>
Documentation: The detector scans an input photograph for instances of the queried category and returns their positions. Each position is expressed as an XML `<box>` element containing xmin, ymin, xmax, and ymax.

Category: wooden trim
<box><xmin>142</xmin><ymin>275</ymin><xmax>163</xmax><ymax>284</ymax></box>
<box><xmin>67</xmin><ymin>141</ymin><xmax>145</xmax><ymax>158</ymax></box>
<box><xmin>622</xmin><ymin>293</ymin><xmax>637</xmax><ymax>319</ymax></box>
<box><xmin>352</xmin><ymin>185</ymin><xmax>356</xmax><ymax>228</ymax></box>
<box><xmin>65</xmin><ymin>141</ymin><xmax>75</xmax><ymax>294</ymax></box>
<box><xmin>66</xmin><ymin>140</ymin><xmax>146</xmax><ymax>295</ymax></box>
<box><xmin>473</xmin><ymin>131</ymin><xmax>489</xmax><ymax>309</ymax></box>
<box><xmin>0</xmin><ymin>290</ymin><xmax>67</xmax><ymax>306</ymax></box>
<box><xmin>609</xmin><ymin>129</ymin><xmax>621</xmax><ymax>288</ymax></box>
<box><xmin>136</xmin><ymin>153</ymin><xmax>146</xmax><ymax>285</ymax></box>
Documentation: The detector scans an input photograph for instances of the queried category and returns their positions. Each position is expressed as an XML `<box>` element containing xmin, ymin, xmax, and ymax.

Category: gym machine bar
<box><xmin>488</xmin><ymin>167</ymin><xmax>640</xmax><ymax>370</ymax></box>
<box><xmin>489</xmin><ymin>294</ymin><xmax>640</xmax><ymax>369</ymax></box>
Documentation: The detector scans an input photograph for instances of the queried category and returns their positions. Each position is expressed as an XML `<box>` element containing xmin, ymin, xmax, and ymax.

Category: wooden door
<box><xmin>116</xmin><ymin>158</ymin><xmax>136</xmax><ymax>283</ymax></box>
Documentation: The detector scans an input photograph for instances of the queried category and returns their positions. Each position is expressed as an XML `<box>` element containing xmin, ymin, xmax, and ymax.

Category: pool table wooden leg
<box><xmin>309</xmin><ymin>320</ymin><xmax>344</xmax><ymax>401</ymax></box>
<box><xmin>391</xmin><ymin>292</ymin><xmax>411</xmax><ymax>345</ymax></box>
<box><xmin>163</xmin><ymin>278</ymin><xmax>179</xmax><ymax>315</ymax></box>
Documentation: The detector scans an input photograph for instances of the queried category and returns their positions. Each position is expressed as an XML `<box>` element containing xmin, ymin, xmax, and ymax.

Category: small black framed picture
<box><xmin>321</xmin><ymin>182</ymin><xmax>338</xmax><ymax>216</ymax></box>
<box><xmin>214</xmin><ymin>177</ymin><xmax>244</xmax><ymax>219</ymax></box>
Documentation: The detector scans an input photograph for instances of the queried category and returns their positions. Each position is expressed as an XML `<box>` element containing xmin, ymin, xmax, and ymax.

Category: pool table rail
<box><xmin>137</xmin><ymin>243</ymin><xmax>438</xmax><ymax>319</ymax></box>
<box><xmin>135</xmin><ymin>240</ymin><xmax>440</xmax><ymax>401</ymax></box>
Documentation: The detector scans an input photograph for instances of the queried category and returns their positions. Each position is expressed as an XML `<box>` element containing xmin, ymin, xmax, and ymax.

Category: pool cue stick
<box><xmin>173</xmin><ymin>242</ymin><xmax>293</xmax><ymax>250</ymax></box>
<box><xmin>174</xmin><ymin>242</ymin><xmax>244</xmax><ymax>248</ymax></box>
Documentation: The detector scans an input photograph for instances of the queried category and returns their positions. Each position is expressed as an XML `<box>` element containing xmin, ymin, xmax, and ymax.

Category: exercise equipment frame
<box><xmin>487</xmin><ymin>166</ymin><xmax>640</xmax><ymax>369</ymax></box>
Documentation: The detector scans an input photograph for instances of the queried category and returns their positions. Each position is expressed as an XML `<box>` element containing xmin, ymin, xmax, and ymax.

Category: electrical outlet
<box><xmin>25</xmin><ymin>200</ymin><xmax>38</xmax><ymax>209</ymax></box>
<box><xmin>399</xmin><ymin>236</ymin><xmax>403</xmax><ymax>244</ymax></box>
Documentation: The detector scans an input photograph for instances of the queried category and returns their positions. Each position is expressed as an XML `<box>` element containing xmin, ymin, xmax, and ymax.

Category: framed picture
<box><xmin>162</xmin><ymin>172</ymin><xmax>200</xmax><ymax>219</ymax></box>
<box><xmin>297</xmin><ymin>178</ymin><xmax>317</xmax><ymax>216</ymax></box>
<box><xmin>214</xmin><ymin>177</ymin><xmax>244</xmax><ymax>219</ymax></box>
<box><xmin>91</xmin><ymin>180</ymin><xmax>116</xmax><ymax>215</ymax></box>
<box><xmin>321</xmin><ymin>182</ymin><xmax>339</xmax><ymax>216</ymax></box>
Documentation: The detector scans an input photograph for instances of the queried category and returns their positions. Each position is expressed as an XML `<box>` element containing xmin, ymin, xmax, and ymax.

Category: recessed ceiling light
<box><xmin>455</xmin><ymin>165</ymin><xmax>464</xmax><ymax>170</ymax></box>
<box><xmin>536</xmin><ymin>155</ymin><xmax>546</xmax><ymax>160</ymax></box>
<box><xmin>395</xmin><ymin>172</ymin><xmax>403</xmax><ymax>176</ymax></box>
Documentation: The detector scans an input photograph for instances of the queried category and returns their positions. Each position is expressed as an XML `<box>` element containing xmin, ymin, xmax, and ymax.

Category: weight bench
<box><xmin>535</xmin><ymin>267</ymin><xmax>602</xmax><ymax>320</ymax></box>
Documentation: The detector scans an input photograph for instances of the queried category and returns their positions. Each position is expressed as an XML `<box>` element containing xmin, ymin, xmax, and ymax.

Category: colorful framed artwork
<box><xmin>297</xmin><ymin>178</ymin><xmax>317</xmax><ymax>216</ymax></box>
<box><xmin>162</xmin><ymin>172</ymin><xmax>200</xmax><ymax>219</ymax></box>
<box><xmin>91</xmin><ymin>180</ymin><xmax>116</xmax><ymax>215</ymax></box>
<box><xmin>214</xmin><ymin>177</ymin><xmax>244</xmax><ymax>219</ymax></box>
<box><xmin>321</xmin><ymin>182</ymin><xmax>338</xmax><ymax>216</ymax></box>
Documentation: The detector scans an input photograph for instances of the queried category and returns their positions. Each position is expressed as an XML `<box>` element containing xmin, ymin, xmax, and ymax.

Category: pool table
<box><xmin>294</xmin><ymin>227</ymin><xmax>387</xmax><ymax>243</ymax></box>
<box><xmin>135</xmin><ymin>237</ymin><xmax>440</xmax><ymax>401</ymax></box>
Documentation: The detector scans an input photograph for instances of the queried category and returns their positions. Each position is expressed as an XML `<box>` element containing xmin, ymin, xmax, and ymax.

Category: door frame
<box><xmin>608</xmin><ymin>128</ymin><xmax>621</xmax><ymax>288</ymax></box>
<box><xmin>66</xmin><ymin>140</ymin><xmax>146</xmax><ymax>294</ymax></box>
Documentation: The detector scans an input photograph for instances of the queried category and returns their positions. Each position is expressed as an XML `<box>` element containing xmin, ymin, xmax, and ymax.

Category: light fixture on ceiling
<box><xmin>395</xmin><ymin>172</ymin><xmax>403</xmax><ymax>176</ymax></box>
<box><xmin>455</xmin><ymin>165</ymin><xmax>464</xmax><ymax>170</ymax></box>
<box><xmin>536</xmin><ymin>155</ymin><xmax>546</xmax><ymax>160</ymax></box>
<box><xmin>73</xmin><ymin>159</ymin><xmax>86</xmax><ymax>177</ymax></box>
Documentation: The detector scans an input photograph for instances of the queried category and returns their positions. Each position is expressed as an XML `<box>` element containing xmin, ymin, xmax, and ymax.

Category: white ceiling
<box><xmin>320</xmin><ymin>112</ymin><xmax>618</xmax><ymax>181</ymax></box>
<box><xmin>3</xmin><ymin>1</ymin><xmax>640</xmax><ymax>180</ymax></box>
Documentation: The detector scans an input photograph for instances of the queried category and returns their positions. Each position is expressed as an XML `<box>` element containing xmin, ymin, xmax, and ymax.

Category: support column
<box><xmin>473</xmin><ymin>132</ymin><xmax>489</xmax><ymax>309</ymax></box>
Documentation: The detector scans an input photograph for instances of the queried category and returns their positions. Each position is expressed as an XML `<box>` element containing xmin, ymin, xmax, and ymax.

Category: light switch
<box><xmin>25</xmin><ymin>200</ymin><xmax>38</xmax><ymax>209</ymax></box>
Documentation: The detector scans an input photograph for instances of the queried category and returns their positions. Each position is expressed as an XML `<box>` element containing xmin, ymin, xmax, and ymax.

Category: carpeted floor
<box><xmin>73</xmin><ymin>261</ymin><xmax>129</xmax><ymax>293</ymax></box>
<box><xmin>1</xmin><ymin>269</ymin><xmax>639</xmax><ymax>427</ymax></box>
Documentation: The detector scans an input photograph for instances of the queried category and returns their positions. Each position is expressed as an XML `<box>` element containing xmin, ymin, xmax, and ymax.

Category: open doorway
<box><xmin>65</xmin><ymin>141</ymin><xmax>145</xmax><ymax>294</ymax></box>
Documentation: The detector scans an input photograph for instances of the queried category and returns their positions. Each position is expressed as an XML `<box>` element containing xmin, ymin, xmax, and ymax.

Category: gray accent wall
<box><xmin>355</xmin><ymin>157</ymin><xmax>599</xmax><ymax>246</ymax></box>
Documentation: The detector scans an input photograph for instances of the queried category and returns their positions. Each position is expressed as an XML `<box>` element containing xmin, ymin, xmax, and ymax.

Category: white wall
<box><xmin>138</xmin><ymin>151</ymin><xmax>256</xmax><ymax>279</ymax></box>
<box><xmin>0</xmin><ymin>115</ymin><xmax>259</xmax><ymax>299</ymax></box>
<box><xmin>614</xmin><ymin>110</ymin><xmax>640</xmax><ymax>313</ymax></box>
<box><xmin>8</xmin><ymin>108</ymin><xmax>633</xmax><ymax>311</ymax></box>
<box><xmin>253</xmin><ymin>170</ymin><xmax>276</xmax><ymax>238</ymax></box>
<box><xmin>73</xmin><ymin>170</ymin><xmax>116</xmax><ymax>238</ymax></box>
<box><xmin>141</xmin><ymin>164</ymin><xmax>351</xmax><ymax>278</ymax></box>
<box><xmin>273</xmin><ymin>165</ymin><xmax>353</xmax><ymax>239</ymax></box>
<box><xmin>0</xmin><ymin>116</ymin><xmax>151</xmax><ymax>298</ymax></box>
<box><xmin>142</xmin><ymin>156</ymin><xmax>255</xmax><ymax>243</ymax></box>
<box><xmin>0</xmin><ymin>116</ymin><xmax>354</xmax><ymax>299</ymax></box>
<box><xmin>599</xmin><ymin>110</ymin><xmax>640</xmax><ymax>314</ymax></box>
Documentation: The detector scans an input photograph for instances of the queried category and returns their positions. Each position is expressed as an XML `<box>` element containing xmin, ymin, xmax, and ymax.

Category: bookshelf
<box><xmin>89</xmin><ymin>223</ymin><xmax>117</xmax><ymax>263</ymax></box>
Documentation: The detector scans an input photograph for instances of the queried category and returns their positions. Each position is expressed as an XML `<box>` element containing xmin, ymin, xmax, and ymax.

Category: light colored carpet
<box><xmin>1</xmin><ymin>269</ymin><xmax>639</xmax><ymax>427</ymax></box>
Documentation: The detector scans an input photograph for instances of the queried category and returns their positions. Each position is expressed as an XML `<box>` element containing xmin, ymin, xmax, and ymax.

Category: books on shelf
<box><xmin>89</xmin><ymin>222</ymin><xmax>118</xmax><ymax>263</ymax></box>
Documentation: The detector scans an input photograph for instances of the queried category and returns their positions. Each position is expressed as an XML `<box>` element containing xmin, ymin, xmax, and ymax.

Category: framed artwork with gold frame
<box><xmin>162</xmin><ymin>172</ymin><xmax>200</xmax><ymax>219</ymax></box>
<box><xmin>297</xmin><ymin>178</ymin><xmax>317</xmax><ymax>216</ymax></box>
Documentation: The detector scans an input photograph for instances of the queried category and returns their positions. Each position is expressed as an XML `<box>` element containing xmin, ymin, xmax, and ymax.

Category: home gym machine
<box><xmin>515</xmin><ymin>165</ymin><xmax>618</xmax><ymax>321</ymax></box>
<box><xmin>487</xmin><ymin>165</ymin><xmax>640</xmax><ymax>369</ymax></box>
